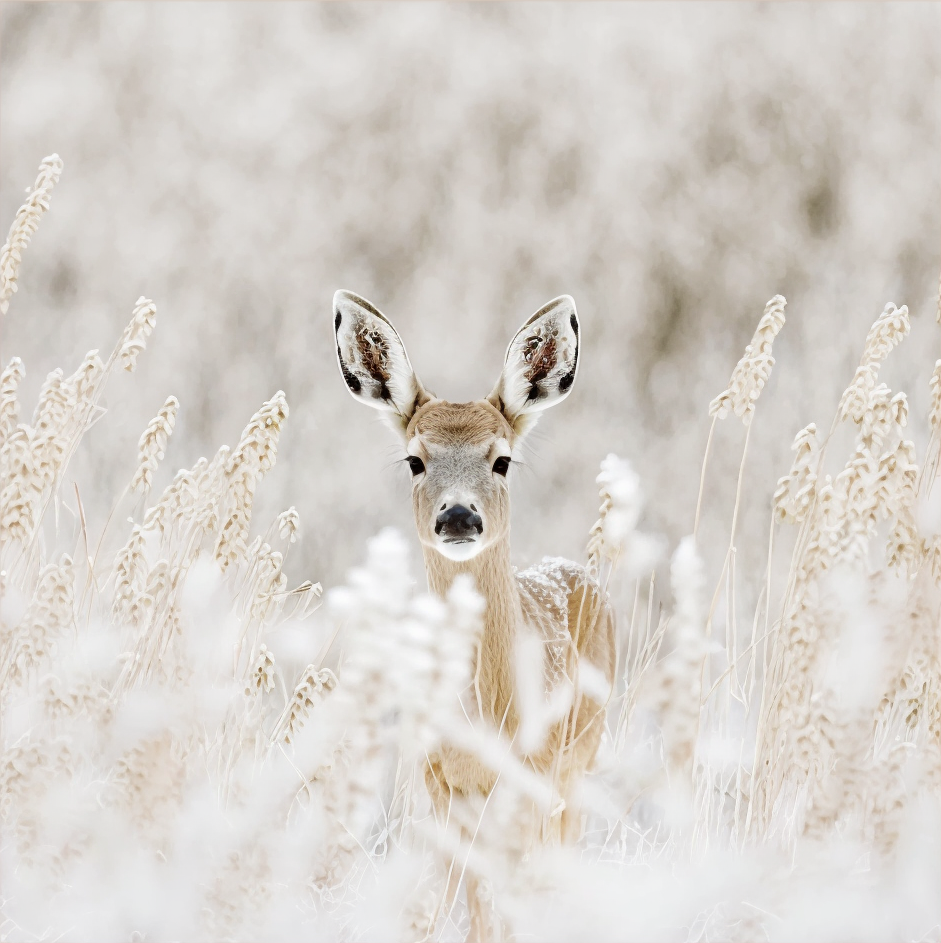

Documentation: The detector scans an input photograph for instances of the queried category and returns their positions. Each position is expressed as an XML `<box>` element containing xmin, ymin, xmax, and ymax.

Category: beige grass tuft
<box><xmin>0</xmin><ymin>154</ymin><xmax>63</xmax><ymax>316</ymax></box>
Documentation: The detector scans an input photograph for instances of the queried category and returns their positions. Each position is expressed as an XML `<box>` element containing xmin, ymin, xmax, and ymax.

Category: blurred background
<box><xmin>1</xmin><ymin>2</ymin><xmax>939</xmax><ymax>599</ymax></box>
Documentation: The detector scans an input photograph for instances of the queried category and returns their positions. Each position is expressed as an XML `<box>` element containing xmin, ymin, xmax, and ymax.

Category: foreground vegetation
<box><xmin>1</xmin><ymin>156</ymin><xmax>938</xmax><ymax>942</ymax></box>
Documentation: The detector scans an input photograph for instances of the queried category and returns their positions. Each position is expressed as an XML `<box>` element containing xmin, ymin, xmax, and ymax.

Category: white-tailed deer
<box><xmin>333</xmin><ymin>290</ymin><xmax>615</xmax><ymax>938</ymax></box>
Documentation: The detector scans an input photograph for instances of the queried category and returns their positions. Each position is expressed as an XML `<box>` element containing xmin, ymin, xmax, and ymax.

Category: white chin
<box><xmin>436</xmin><ymin>538</ymin><xmax>484</xmax><ymax>562</ymax></box>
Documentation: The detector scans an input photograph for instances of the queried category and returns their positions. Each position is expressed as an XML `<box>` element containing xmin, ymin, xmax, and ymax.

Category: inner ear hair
<box><xmin>333</xmin><ymin>289</ymin><xmax>434</xmax><ymax>432</ymax></box>
<box><xmin>488</xmin><ymin>294</ymin><xmax>580</xmax><ymax>429</ymax></box>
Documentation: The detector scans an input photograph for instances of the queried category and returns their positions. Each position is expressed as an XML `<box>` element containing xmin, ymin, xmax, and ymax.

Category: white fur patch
<box><xmin>434</xmin><ymin>537</ymin><xmax>485</xmax><ymax>562</ymax></box>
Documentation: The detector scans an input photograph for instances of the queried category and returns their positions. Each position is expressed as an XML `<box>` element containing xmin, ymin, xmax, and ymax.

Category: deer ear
<box><xmin>333</xmin><ymin>290</ymin><xmax>432</xmax><ymax>434</ymax></box>
<box><xmin>488</xmin><ymin>295</ymin><xmax>580</xmax><ymax>435</ymax></box>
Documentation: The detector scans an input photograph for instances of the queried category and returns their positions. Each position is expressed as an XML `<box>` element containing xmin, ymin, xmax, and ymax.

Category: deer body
<box><xmin>333</xmin><ymin>291</ymin><xmax>615</xmax><ymax>934</ymax></box>
<box><xmin>422</xmin><ymin>537</ymin><xmax>614</xmax><ymax>815</ymax></box>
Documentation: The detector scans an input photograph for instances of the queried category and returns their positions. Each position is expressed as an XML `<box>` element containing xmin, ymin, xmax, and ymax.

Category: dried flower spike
<box><xmin>214</xmin><ymin>391</ymin><xmax>289</xmax><ymax>571</ymax></box>
<box><xmin>277</xmin><ymin>506</ymin><xmax>300</xmax><ymax>543</ymax></box>
<box><xmin>774</xmin><ymin>423</ymin><xmax>820</xmax><ymax>524</ymax></box>
<box><xmin>0</xmin><ymin>154</ymin><xmax>63</xmax><ymax>316</ymax></box>
<box><xmin>119</xmin><ymin>297</ymin><xmax>158</xmax><ymax>372</ymax></box>
<box><xmin>838</xmin><ymin>303</ymin><xmax>910</xmax><ymax>424</ymax></box>
<box><xmin>65</xmin><ymin>349</ymin><xmax>105</xmax><ymax>400</ymax></box>
<box><xmin>929</xmin><ymin>361</ymin><xmax>941</xmax><ymax>434</ymax></box>
<box><xmin>654</xmin><ymin>536</ymin><xmax>707</xmax><ymax>774</ymax></box>
<box><xmin>131</xmin><ymin>395</ymin><xmax>179</xmax><ymax>494</ymax></box>
<box><xmin>587</xmin><ymin>453</ymin><xmax>662</xmax><ymax>579</ymax></box>
<box><xmin>31</xmin><ymin>368</ymin><xmax>68</xmax><ymax>432</ymax></box>
<box><xmin>0</xmin><ymin>357</ymin><xmax>25</xmax><ymax>443</ymax></box>
<box><xmin>112</xmin><ymin>524</ymin><xmax>148</xmax><ymax>624</ymax></box>
<box><xmin>246</xmin><ymin>643</ymin><xmax>277</xmax><ymax>696</ymax></box>
<box><xmin>709</xmin><ymin>294</ymin><xmax>787</xmax><ymax>425</ymax></box>
<box><xmin>0</xmin><ymin>554</ymin><xmax>74</xmax><ymax>692</ymax></box>
<box><xmin>274</xmin><ymin>664</ymin><xmax>338</xmax><ymax>744</ymax></box>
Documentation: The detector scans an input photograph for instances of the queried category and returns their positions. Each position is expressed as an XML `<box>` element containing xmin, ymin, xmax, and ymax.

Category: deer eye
<box><xmin>407</xmin><ymin>456</ymin><xmax>426</xmax><ymax>476</ymax></box>
<box><xmin>492</xmin><ymin>456</ymin><xmax>511</xmax><ymax>477</ymax></box>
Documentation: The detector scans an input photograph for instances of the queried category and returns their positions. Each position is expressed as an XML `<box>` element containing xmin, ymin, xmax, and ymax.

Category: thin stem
<box><xmin>728</xmin><ymin>422</ymin><xmax>753</xmax><ymax>551</ymax></box>
<box><xmin>693</xmin><ymin>416</ymin><xmax>718</xmax><ymax>542</ymax></box>
<box><xmin>706</xmin><ymin>422</ymin><xmax>752</xmax><ymax>653</ymax></box>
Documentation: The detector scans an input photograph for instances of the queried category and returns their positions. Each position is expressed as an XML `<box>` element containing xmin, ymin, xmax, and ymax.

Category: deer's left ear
<box><xmin>488</xmin><ymin>295</ymin><xmax>580</xmax><ymax>435</ymax></box>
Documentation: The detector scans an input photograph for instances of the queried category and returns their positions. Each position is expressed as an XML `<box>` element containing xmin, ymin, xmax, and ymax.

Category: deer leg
<box><xmin>561</xmin><ymin>804</ymin><xmax>584</xmax><ymax>843</ymax></box>
<box><xmin>466</xmin><ymin>873</ymin><xmax>485</xmax><ymax>943</ymax></box>
<box><xmin>466</xmin><ymin>872</ymin><xmax>503</xmax><ymax>943</ymax></box>
<box><xmin>435</xmin><ymin>855</ymin><xmax>462</xmax><ymax>927</ymax></box>
<box><xmin>425</xmin><ymin>759</ymin><xmax>463</xmax><ymax>932</ymax></box>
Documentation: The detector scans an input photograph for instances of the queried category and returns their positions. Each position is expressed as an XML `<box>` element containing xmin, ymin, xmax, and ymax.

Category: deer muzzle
<box><xmin>434</xmin><ymin>504</ymin><xmax>484</xmax><ymax>543</ymax></box>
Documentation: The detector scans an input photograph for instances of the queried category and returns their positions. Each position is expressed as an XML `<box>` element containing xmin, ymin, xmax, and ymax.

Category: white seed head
<box><xmin>709</xmin><ymin>295</ymin><xmax>786</xmax><ymax>425</ymax></box>
<box><xmin>246</xmin><ymin>643</ymin><xmax>277</xmax><ymax>696</ymax></box>
<box><xmin>774</xmin><ymin>422</ymin><xmax>821</xmax><ymax>524</ymax></box>
<box><xmin>64</xmin><ymin>349</ymin><xmax>105</xmax><ymax>404</ymax></box>
<box><xmin>31</xmin><ymin>368</ymin><xmax>69</xmax><ymax>432</ymax></box>
<box><xmin>929</xmin><ymin>361</ymin><xmax>941</xmax><ymax>434</ymax></box>
<box><xmin>651</xmin><ymin>536</ymin><xmax>708</xmax><ymax>772</ymax></box>
<box><xmin>143</xmin><ymin>466</ymin><xmax>198</xmax><ymax>538</ymax></box>
<box><xmin>0</xmin><ymin>357</ymin><xmax>25</xmax><ymax>443</ymax></box>
<box><xmin>246</xmin><ymin>540</ymin><xmax>286</xmax><ymax>624</ymax></box>
<box><xmin>0</xmin><ymin>554</ymin><xmax>74</xmax><ymax>692</ymax></box>
<box><xmin>587</xmin><ymin>452</ymin><xmax>663</xmax><ymax>579</ymax></box>
<box><xmin>277</xmin><ymin>506</ymin><xmax>300</xmax><ymax>543</ymax></box>
<box><xmin>0</xmin><ymin>154</ymin><xmax>63</xmax><ymax>316</ymax></box>
<box><xmin>112</xmin><ymin>524</ymin><xmax>148</xmax><ymax>624</ymax></box>
<box><xmin>131</xmin><ymin>395</ymin><xmax>179</xmax><ymax>495</ymax></box>
<box><xmin>838</xmin><ymin>303</ymin><xmax>910</xmax><ymax>424</ymax></box>
<box><xmin>214</xmin><ymin>393</ymin><xmax>289</xmax><ymax>571</ymax></box>
<box><xmin>329</xmin><ymin>528</ymin><xmax>481</xmax><ymax>755</ymax></box>
<box><xmin>273</xmin><ymin>664</ymin><xmax>338</xmax><ymax>744</ymax></box>
<box><xmin>119</xmin><ymin>297</ymin><xmax>158</xmax><ymax>372</ymax></box>
<box><xmin>228</xmin><ymin>390</ymin><xmax>289</xmax><ymax>476</ymax></box>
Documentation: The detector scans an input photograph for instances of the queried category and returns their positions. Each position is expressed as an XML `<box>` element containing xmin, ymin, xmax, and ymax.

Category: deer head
<box><xmin>333</xmin><ymin>290</ymin><xmax>580</xmax><ymax>562</ymax></box>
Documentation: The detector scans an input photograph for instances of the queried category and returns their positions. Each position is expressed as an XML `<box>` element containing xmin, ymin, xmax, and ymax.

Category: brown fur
<box><xmin>419</xmin><ymin>513</ymin><xmax>615</xmax><ymax>834</ymax></box>
<box><xmin>411</xmin><ymin>401</ymin><xmax>616</xmax><ymax>939</ymax></box>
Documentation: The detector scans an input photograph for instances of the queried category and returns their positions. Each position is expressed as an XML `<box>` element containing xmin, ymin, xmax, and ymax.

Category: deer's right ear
<box><xmin>333</xmin><ymin>290</ymin><xmax>432</xmax><ymax>434</ymax></box>
<box><xmin>488</xmin><ymin>295</ymin><xmax>580</xmax><ymax>436</ymax></box>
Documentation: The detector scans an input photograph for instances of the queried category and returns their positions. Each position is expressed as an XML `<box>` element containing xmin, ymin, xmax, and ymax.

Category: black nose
<box><xmin>435</xmin><ymin>504</ymin><xmax>483</xmax><ymax>538</ymax></box>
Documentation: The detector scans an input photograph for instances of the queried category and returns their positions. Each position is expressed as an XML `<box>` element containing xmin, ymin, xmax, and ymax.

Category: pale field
<box><xmin>1</xmin><ymin>4</ymin><xmax>940</xmax><ymax>941</ymax></box>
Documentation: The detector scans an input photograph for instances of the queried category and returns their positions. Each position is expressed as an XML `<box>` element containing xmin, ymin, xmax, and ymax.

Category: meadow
<box><xmin>0</xmin><ymin>153</ymin><xmax>938</xmax><ymax>941</ymax></box>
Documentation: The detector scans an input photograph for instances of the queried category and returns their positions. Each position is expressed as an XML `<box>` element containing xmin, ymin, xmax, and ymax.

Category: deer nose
<box><xmin>435</xmin><ymin>504</ymin><xmax>483</xmax><ymax>538</ymax></box>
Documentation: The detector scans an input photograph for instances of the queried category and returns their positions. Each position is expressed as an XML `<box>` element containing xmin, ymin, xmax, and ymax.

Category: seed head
<box><xmin>838</xmin><ymin>303</ymin><xmax>910</xmax><ymax>424</ymax></box>
<box><xmin>0</xmin><ymin>154</ymin><xmax>63</xmax><ymax>316</ymax></box>
<box><xmin>119</xmin><ymin>297</ymin><xmax>158</xmax><ymax>372</ymax></box>
<box><xmin>277</xmin><ymin>506</ymin><xmax>300</xmax><ymax>543</ymax></box>
<box><xmin>709</xmin><ymin>295</ymin><xmax>787</xmax><ymax>425</ymax></box>
<box><xmin>131</xmin><ymin>395</ymin><xmax>179</xmax><ymax>495</ymax></box>
<box><xmin>774</xmin><ymin>423</ymin><xmax>820</xmax><ymax>524</ymax></box>
<box><xmin>0</xmin><ymin>357</ymin><xmax>25</xmax><ymax>443</ymax></box>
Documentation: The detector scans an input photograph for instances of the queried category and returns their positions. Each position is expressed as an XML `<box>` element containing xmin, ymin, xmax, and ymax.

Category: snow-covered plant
<box><xmin>587</xmin><ymin>452</ymin><xmax>665</xmax><ymax>581</ymax></box>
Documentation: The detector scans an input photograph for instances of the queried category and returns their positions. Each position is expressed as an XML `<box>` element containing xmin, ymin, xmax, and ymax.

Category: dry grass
<box><xmin>0</xmin><ymin>156</ymin><xmax>938</xmax><ymax>942</ymax></box>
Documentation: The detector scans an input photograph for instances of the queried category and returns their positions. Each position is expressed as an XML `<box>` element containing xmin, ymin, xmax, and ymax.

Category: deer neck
<box><xmin>422</xmin><ymin>536</ymin><xmax>521</xmax><ymax>730</ymax></box>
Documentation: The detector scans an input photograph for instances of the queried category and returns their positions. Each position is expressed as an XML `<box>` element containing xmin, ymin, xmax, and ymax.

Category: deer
<box><xmin>333</xmin><ymin>290</ymin><xmax>616</xmax><ymax>940</ymax></box>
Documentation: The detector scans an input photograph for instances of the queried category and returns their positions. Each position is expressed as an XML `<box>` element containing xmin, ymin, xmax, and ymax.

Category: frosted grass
<box><xmin>1</xmin><ymin>153</ymin><xmax>939</xmax><ymax>942</ymax></box>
